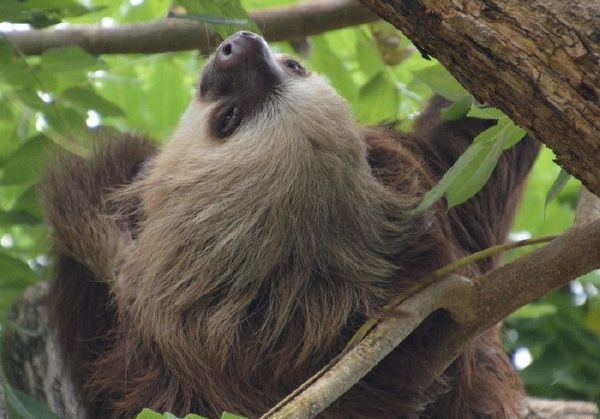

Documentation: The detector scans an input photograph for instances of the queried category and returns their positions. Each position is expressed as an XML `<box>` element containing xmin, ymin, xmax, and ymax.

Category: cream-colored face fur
<box><xmin>166</xmin><ymin>53</ymin><xmax>365</xmax><ymax>169</ymax></box>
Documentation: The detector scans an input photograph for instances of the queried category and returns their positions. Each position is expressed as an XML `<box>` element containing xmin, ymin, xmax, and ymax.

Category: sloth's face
<box><xmin>197</xmin><ymin>31</ymin><xmax>312</xmax><ymax>140</ymax></box>
<box><xmin>169</xmin><ymin>31</ymin><xmax>358</xmax><ymax>151</ymax></box>
<box><xmin>162</xmin><ymin>31</ymin><xmax>364</xmax><ymax>181</ymax></box>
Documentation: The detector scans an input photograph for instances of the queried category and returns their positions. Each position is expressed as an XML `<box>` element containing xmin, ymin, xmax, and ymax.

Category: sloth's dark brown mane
<box><xmin>42</xmin><ymin>34</ymin><xmax>539</xmax><ymax>419</ymax></box>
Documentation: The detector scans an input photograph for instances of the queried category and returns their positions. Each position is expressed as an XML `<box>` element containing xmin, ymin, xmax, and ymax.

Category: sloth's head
<box><xmin>123</xmin><ymin>33</ymin><xmax>411</xmax><ymax>361</ymax></box>
<box><xmin>156</xmin><ymin>31</ymin><xmax>366</xmax><ymax>175</ymax></box>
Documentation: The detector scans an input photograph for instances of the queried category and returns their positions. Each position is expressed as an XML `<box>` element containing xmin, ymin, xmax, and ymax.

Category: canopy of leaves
<box><xmin>0</xmin><ymin>0</ymin><xmax>598</xmax><ymax>416</ymax></box>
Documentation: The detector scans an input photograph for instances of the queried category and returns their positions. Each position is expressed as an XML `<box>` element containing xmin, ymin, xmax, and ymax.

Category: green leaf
<box><xmin>144</xmin><ymin>57</ymin><xmax>191</xmax><ymax>135</ymax></box>
<box><xmin>0</xmin><ymin>252</ymin><xmax>33</xmax><ymax>282</ymax></box>
<box><xmin>499</xmin><ymin>121</ymin><xmax>527</xmax><ymax>150</ymax></box>
<box><xmin>120</xmin><ymin>0</ymin><xmax>171</xmax><ymax>23</ymax></box>
<box><xmin>1</xmin><ymin>134</ymin><xmax>58</xmax><ymax>185</ymax></box>
<box><xmin>0</xmin><ymin>100</ymin><xmax>13</xmax><ymax>121</ymax></box>
<box><xmin>471</xmin><ymin>118</ymin><xmax>525</xmax><ymax>149</ymax></box>
<box><xmin>0</xmin><ymin>210</ymin><xmax>40</xmax><ymax>226</ymax></box>
<box><xmin>40</xmin><ymin>46</ymin><xmax>104</xmax><ymax>74</ymax></box>
<box><xmin>44</xmin><ymin>104</ymin><xmax>88</xmax><ymax>135</ymax></box>
<box><xmin>308</xmin><ymin>36</ymin><xmax>358</xmax><ymax>106</ymax></box>
<box><xmin>7</xmin><ymin>387</ymin><xmax>61</xmax><ymax>419</ymax></box>
<box><xmin>12</xmin><ymin>89</ymin><xmax>47</xmax><ymax>110</ymax></box>
<box><xmin>446</xmin><ymin>136</ymin><xmax>505</xmax><ymax>208</ymax></box>
<box><xmin>135</xmin><ymin>408</ymin><xmax>164</xmax><ymax>419</ymax></box>
<box><xmin>174</xmin><ymin>0</ymin><xmax>255</xmax><ymax>36</ymax></box>
<box><xmin>585</xmin><ymin>297</ymin><xmax>600</xmax><ymax>336</ymax></box>
<box><xmin>133</xmin><ymin>409</ymin><xmax>210</xmax><ymax>419</ymax></box>
<box><xmin>11</xmin><ymin>186</ymin><xmax>44</xmax><ymax>221</ymax></box>
<box><xmin>61</xmin><ymin>87</ymin><xmax>124</xmax><ymax>117</ymax></box>
<box><xmin>414</xmin><ymin>141</ymin><xmax>487</xmax><ymax>213</ymax></box>
<box><xmin>544</xmin><ymin>169</ymin><xmax>571</xmax><ymax>209</ymax></box>
<box><xmin>0</xmin><ymin>2</ymin><xmax>27</xmax><ymax>21</ymax></box>
<box><xmin>0</xmin><ymin>125</ymin><xmax>20</xmax><ymax>161</ymax></box>
<box><xmin>467</xmin><ymin>104</ymin><xmax>506</xmax><ymax>120</ymax></box>
<box><xmin>511</xmin><ymin>303</ymin><xmax>558</xmax><ymax>319</ymax></box>
<box><xmin>413</xmin><ymin>64</ymin><xmax>468</xmax><ymax>101</ymax></box>
<box><xmin>415</xmin><ymin>118</ymin><xmax>526</xmax><ymax>212</ymax></box>
<box><xmin>447</xmin><ymin>120</ymin><xmax>524</xmax><ymax>207</ymax></box>
<box><xmin>0</xmin><ymin>58</ymin><xmax>38</xmax><ymax>88</ymax></box>
<box><xmin>355</xmin><ymin>29</ymin><xmax>384</xmax><ymax>79</ymax></box>
<box><xmin>357</xmin><ymin>70</ymin><xmax>399</xmax><ymax>124</ymax></box>
<box><xmin>220</xmin><ymin>413</ymin><xmax>247</xmax><ymax>419</ymax></box>
<box><xmin>441</xmin><ymin>95</ymin><xmax>473</xmax><ymax>121</ymax></box>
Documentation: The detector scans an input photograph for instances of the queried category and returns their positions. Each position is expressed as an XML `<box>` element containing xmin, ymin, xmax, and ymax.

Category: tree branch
<box><xmin>524</xmin><ymin>398</ymin><xmax>600</xmax><ymax>418</ymax></box>
<box><xmin>262</xmin><ymin>274</ymin><xmax>474</xmax><ymax>419</ymax></box>
<box><xmin>265</xmin><ymin>219</ymin><xmax>600</xmax><ymax>418</ymax></box>
<box><xmin>0</xmin><ymin>0</ymin><xmax>377</xmax><ymax>56</ymax></box>
<box><xmin>359</xmin><ymin>0</ymin><xmax>600</xmax><ymax>196</ymax></box>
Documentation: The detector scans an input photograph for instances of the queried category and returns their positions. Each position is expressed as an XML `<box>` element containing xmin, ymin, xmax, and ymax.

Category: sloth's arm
<box><xmin>40</xmin><ymin>134</ymin><xmax>156</xmax><ymax>393</ymax></box>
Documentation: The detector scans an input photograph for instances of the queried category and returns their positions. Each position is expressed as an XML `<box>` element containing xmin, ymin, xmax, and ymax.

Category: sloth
<box><xmin>42</xmin><ymin>32</ymin><xmax>539</xmax><ymax>418</ymax></box>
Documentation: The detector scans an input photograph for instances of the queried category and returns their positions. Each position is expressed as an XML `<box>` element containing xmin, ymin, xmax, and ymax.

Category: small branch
<box><xmin>0</xmin><ymin>0</ymin><xmax>377</xmax><ymax>56</ymax></box>
<box><xmin>345</xmin><ymin>234</ymin><xmax>556</xmax><ymax>351</ymax></box>
<box><xmin>523</xmin><ymin>397</ymin><xmax>598</xmax><ymax>418</ymax></box>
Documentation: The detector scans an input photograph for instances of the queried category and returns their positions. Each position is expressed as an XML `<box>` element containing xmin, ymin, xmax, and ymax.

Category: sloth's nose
<box><xmin>216</xmin><ymin>32</ymin><xmax>265</xmax><ymax>70</ymax></box>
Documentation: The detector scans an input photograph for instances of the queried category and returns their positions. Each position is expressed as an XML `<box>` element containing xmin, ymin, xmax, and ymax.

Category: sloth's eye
<box><xmin>217</xmin><ymin>105</ymin><xmax>242</xmax><ymax>138</ymax></box>
<box><xmin>285</xmin><ymin>59</ymin><xmax>306</xmax><ymax>75</ymax></box>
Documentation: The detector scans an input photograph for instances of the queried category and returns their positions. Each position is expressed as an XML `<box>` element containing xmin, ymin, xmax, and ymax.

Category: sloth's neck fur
<box><xmin>118</xmin><ymin>107</ymin><xmax>415</xmax><ymax>377</ymax></box>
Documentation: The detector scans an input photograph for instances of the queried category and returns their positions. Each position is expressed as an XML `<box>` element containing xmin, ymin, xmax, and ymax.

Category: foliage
<box><xmin>0</xmin><ymin>0</ymin><xmax>598</xmax><ymax>417</ymax></box>
<box><xmin>135</xmin><ymin>407</ymin><xmax>246</xmax><ymax>419</ymax></box>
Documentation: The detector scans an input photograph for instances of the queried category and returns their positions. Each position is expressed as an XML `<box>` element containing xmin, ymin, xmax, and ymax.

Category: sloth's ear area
<box><xmin>278</xmin><ymin>56</ymin><xmax>310</xmax><ymax>78</ymax></box>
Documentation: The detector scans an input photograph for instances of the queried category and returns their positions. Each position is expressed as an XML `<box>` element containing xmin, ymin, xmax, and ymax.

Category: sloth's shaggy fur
<box><xmin>42</xmin><ymin>37</ymin><xmax>539</xmax><ymax>419</ymax></box>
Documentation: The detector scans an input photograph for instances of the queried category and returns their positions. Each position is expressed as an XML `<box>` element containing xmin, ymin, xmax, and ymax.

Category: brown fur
<box><xmin>42</xmin><ymin>35</ymin><xmax>539</xmax><ymax>419</ymax></box>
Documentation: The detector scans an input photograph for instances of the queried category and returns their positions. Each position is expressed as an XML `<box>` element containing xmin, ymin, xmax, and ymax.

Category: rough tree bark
<box><xmin>359</xmin><ymin>0</ymin><xmax>600</xmax><ymax>197</ymax></box>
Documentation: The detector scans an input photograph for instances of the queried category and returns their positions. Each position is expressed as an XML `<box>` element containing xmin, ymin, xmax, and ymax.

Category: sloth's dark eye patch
<box><xmin>285</xmin><ymin>59</ymin><xmax>307</xmax><ymax>76</ymax></box>
<box><xmin>217</xmin><ymin>105</ymin><xmax>242</xmax><ymax>138</ymax></box>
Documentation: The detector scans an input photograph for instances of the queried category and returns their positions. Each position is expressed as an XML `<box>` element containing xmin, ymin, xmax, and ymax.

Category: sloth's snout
<box><xmin>215</xmin><ymin>31</ymin><xmax>266</xmax><ymax>70</ymax></box>
<box><xmin>199</xmin><ymin>31</ymin><xmax>281</xmax><ymax>105</ymax></box>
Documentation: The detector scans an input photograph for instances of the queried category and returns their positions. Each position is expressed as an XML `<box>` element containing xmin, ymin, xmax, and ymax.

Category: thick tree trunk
<box><xmin>359</xmin><ymin>0</ymin><xmax>600</xmax><ymax>196</ymax></box>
